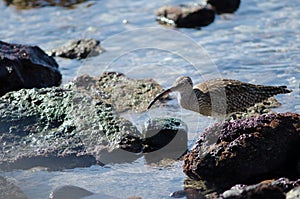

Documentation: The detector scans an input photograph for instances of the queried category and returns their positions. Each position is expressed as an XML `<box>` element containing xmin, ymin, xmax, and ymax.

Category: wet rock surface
<box><xmin>0</xmin><ymin>176</ymin><xmax>29</xmax><ymax>199</ymax></box>
<box><xmin>4</xmin><ymin>0</ymin><xmax>87</xmax><ymax>9</ymax></box>
<box><xmin>0</xmin><ymin>40</ymin><xmax>62</xmax><ymax>97</ymax></box>
<box><xmin>0</xmin><ymin>72</ymin><xmax>180</xmax><ymax>170</ymax></box>
<box><xmin>50</xmin><ymin>39</ymin><xmax>104</xmax><ymax>59</ymax></box>
<box><xmin>156</xmin><ymin>5</ymin><xmax>215</xmax><ymax>28</ymax></box>
<box><xmin>183</xmin><ymin>112</ymin><xmax>300</xmax><ymax>188</ymax></box>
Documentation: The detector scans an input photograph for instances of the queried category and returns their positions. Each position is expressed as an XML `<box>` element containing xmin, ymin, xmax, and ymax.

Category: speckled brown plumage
<box><xmin>147</xmin><ymin>76</ymin><xmax>292</xmax><ymax>116</ymax></box>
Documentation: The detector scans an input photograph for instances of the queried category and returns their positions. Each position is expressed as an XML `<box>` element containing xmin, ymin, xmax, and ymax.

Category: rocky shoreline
<box><xmin>0</xmin><ymin>6</ymin><xmax>298</xmax><ymax>196</ymax></box>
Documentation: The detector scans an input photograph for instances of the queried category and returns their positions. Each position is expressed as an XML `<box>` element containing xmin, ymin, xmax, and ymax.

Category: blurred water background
<box><xmin>0</xmin><ymin>0</ymin><xmax>299</xmax><ymax>198</ymax></box>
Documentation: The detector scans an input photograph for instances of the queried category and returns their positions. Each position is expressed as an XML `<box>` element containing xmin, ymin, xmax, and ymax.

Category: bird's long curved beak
<box><xmin>147</xmin><ymin>88</ymin><xmax>172</xmax><ymax>110</ymax></box>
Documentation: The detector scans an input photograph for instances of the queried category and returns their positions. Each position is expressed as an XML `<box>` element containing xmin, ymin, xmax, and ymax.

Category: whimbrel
<box><xmin>147</xmin><ymin>76</ymin><xmax>292</xmax><ymax>116</ymax></box>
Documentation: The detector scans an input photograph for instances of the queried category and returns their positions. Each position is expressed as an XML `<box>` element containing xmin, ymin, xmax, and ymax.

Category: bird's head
<box><xmin>171</xmin><ymin>76</ymin><xmax>193</xmax><ymax>92</ymax></box>
<box><xmin>147</xmin><ymin>76</ymin><xmax>193</xmax><ymax>110</ymax></box>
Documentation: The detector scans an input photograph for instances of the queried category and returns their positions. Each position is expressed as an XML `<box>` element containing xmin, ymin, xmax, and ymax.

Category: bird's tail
<box><xmin>259</xmin><ymin>85</ymin><xmax>292</xmax><ymax>96</ymax></box>
<box><xmin>277</xmin><ymin>86</ymin><xmax>292</xmax><ymax>94</ymax></box>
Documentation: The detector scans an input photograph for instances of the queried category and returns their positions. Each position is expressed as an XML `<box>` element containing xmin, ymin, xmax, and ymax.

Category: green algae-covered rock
<box><xmin>0</xmin><ymin>72</ymin><xmax>169</xmax><ymax>169</ymax></box>
<box><xmin>0</xmin><ymin>73</ymin><xmax>164</xmax><ymax>170</ymax></box>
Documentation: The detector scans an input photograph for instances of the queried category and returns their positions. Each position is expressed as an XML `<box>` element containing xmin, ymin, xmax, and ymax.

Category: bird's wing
<box><xmin>195</xmin><ymin>79</ymin><xmax>283</xmax><ymax>113</ymax></box>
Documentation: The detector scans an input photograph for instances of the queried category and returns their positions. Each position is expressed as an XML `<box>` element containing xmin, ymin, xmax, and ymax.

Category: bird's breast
<box><xmin>178</xmin><ymin>91</ymin><xmax>212</xmax><ymax>116</ymax></box>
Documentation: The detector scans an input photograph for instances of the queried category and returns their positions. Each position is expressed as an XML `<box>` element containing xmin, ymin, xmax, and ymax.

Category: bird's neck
<box><xmin>178</xmin><ymin>88</ymin><xmax>199</xmax><ymax>112</ymax></box>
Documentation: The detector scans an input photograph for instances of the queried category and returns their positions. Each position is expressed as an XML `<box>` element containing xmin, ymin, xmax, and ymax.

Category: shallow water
<box><xmin>1</xmin><ymin>0</ymin><xmax>300</xmax><ymax>198</ymax></box>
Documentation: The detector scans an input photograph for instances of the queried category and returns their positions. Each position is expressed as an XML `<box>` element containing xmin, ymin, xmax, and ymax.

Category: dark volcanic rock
<box><xmin>4</xmin><ymin>0</ymin><xmax>87</xmax><ymax>9</ymax></box>
<box><xmin>0</xmin><ymin>40</ymin><xmax>61</xmax><ymax>96</ymax></box>
<box><xmin>183</xmin><ymin>113</ymin><xmax>300</xmax><ymax>188</ymax></box>
<box><xmin>207</xmin><ymin>0</ymin><xmax>241</xmax><ymax>14</ymax></box>
<box><xmin>50</xmin><ymin>39</ymin><xmax>104</xmax><ymax>59</ymax></box>
<box><xmin>143</xmin><ymin>118</ymin><xmax>188</xmax><ymax>163</ymax></box>
<box><xmin>0</xmin><ymin>176</ymin><xmax>28</xmax><ymax>199</ymax></box>
<box><xmin>156</xmin><ymin>5</ymin><xmax>215</xmax><ymax>28</ymax></box>
<box><xmin>49</xmin><ymin>185</ymin><xmax>93</xmax><ymax>199</ymax></box>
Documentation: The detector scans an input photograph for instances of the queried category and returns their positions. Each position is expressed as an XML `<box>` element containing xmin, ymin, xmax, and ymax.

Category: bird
<box><xmin>147</xmin><ymin>76</ymin><xmax>292</xmax><ymax>116</ymax></box>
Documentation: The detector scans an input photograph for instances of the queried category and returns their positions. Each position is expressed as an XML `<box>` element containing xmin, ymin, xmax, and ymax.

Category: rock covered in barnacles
<box><xmin>183</xmin><ymin>112</ymin><xmax>300</xmax><ymax>188</ymax></box>
<box><xmin>156</xmin><ymin>5</ymin><xmax>215</xmax><ymax>28</ymax></box>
